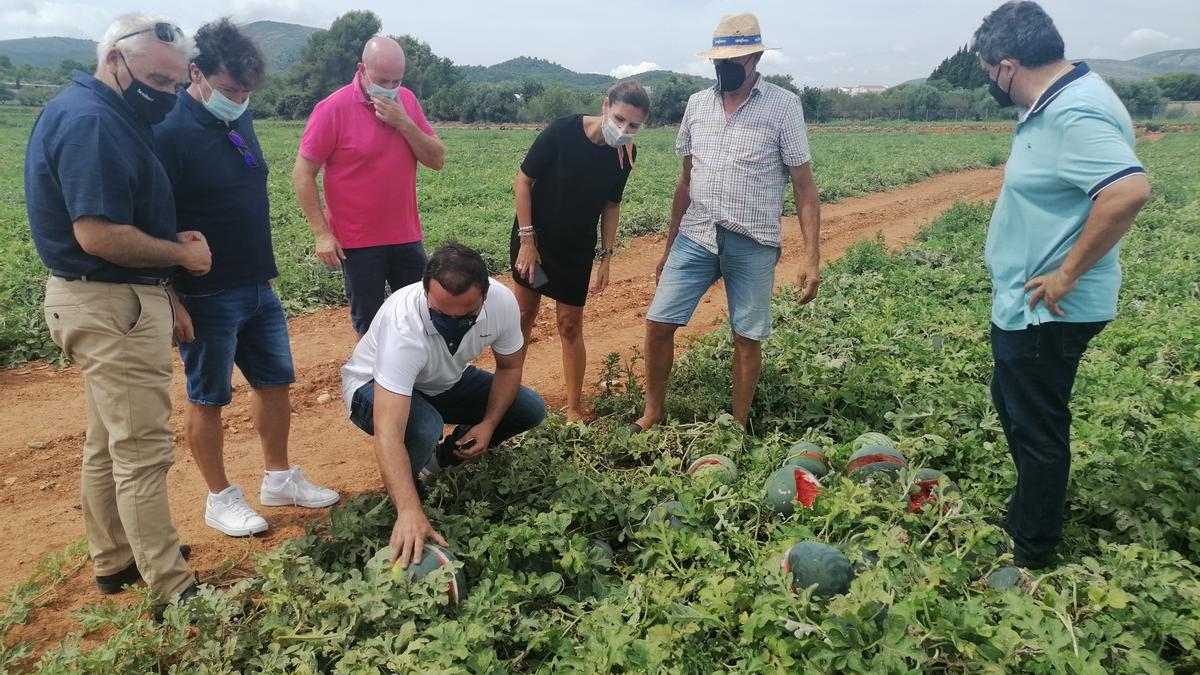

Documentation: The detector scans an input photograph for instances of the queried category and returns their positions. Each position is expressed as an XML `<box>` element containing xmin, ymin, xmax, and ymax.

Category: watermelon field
<box><xmin>4</xmin><ymin>127</ymin><xmax>1198</xmax><ymax>672</ymax></box>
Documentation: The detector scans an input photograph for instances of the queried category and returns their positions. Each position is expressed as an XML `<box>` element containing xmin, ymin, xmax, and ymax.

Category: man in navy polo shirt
<box><xmin>27</xmin><ymin>13</ymin><xmax>208</xmax><ymax>618</ymax></box>
<box><xmin>154</xmin><ymin>19</ymin><xmax>339</xmax><ymax>539</ymax></box>
<box><xmin>972</xmin><ymin>1</ymin><xmax>1151</xmax><ymax>569</ymax></box>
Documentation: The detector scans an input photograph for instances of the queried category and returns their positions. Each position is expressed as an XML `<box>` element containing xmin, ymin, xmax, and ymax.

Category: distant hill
<box><xmin>462</xmin><ymin>57</ymin><xmax>614</xmax><ymax>88</ymax></box>
<box><xmin>1081</xmin><ymin>48</ymin><xmax>1200</xmax><ymax>80</ymax></box>
<box><xmin>240</xmin><ymin>21</ymin><xmax>318</xmax><ymax>73</ymax></box>
<box><xmin>0</xmin><ymin>21</ymin><xmax>316</xmax><ymax>73</ymax></box>
<box><xmin>461</xmin><ymin>57</ymin><xmax>712</xmax><ymax>92</ymax></box>
<box><xmin>0</xmin><ymin>36</ymin><xmax>94</xmax><ymax>68</ymax></box>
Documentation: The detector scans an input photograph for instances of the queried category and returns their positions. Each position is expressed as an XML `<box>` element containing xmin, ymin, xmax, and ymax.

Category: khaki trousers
<box><xmin>43</xmin><ymin>277</ymin><xmax>193</xmax><ymax>598</ymax></box>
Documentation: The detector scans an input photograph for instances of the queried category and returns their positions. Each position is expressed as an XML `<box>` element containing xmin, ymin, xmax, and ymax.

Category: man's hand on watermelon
<box><xmin>390</xmin><ymin>509</ymin><xmax>448</xmax><ymax>568</ymax></box>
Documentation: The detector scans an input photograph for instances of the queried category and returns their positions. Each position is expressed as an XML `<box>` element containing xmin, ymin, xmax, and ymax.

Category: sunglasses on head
<box><xmin>227</xmin><ymin>130</ymin><xmax>259</xmax><ymax>168</ymax></box>
<box><xmin>116</xmin><ymin>22</ymin><xmax>183</xmax><ymax>45</ymax></box>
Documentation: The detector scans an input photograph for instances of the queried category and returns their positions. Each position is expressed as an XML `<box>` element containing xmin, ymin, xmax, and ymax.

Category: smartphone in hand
<box><xmin>531</xmin><ymin>262</ymin><xmax>549</xmax><ymax>289</ymax></box>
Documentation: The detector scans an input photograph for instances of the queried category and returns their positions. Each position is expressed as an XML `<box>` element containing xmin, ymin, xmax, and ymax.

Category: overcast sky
<box><xmin>2</xmin><ymin>0</ymin><xmax>1198</xmax><ymax>86</ymax></box>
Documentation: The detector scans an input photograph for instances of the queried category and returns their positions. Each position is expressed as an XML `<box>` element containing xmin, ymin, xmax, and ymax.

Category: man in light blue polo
<box><xmin>972</xmin><ymin>1</ymin><xmax>1151</xmax><ymax>569</ymax></box>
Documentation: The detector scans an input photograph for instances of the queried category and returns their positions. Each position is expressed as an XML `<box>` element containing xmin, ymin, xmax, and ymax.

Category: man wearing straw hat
<box><xmin>631</xmin><ymin>13</ymin><xmax>822</xmax><ymax>433</ymax></box>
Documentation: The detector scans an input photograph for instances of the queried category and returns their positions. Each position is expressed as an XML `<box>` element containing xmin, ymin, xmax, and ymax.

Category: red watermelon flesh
<box><xmin>845</xmin><ymin>453</ymin><xmax>907</xmax><ymax>473</ymax></box>
<box><xmin>793</xmin><ymin>467</ymin><xmax>822</xmax><ymax>508</ymax></box>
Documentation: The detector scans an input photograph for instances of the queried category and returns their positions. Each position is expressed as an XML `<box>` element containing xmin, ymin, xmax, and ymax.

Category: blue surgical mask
<box><xmin>364</xmin><ymin>73</ymin><xmax>400</xmax><ymax>101</ymax></box>
<box><xmin>202</xmin><ymin>75</ymin><xmax>249</xmax><ymax>122</ymax></box>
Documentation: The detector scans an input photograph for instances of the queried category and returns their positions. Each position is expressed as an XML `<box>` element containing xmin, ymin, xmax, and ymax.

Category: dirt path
<box><xmin>0</xmin><ymin>167</ymin><xmax>1002</xmax><ymax>651</ymax></box>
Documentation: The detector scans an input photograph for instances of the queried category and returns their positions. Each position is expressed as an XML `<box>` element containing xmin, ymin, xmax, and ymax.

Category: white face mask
<box><xmin>201</xmin><ymin>75</ymin><xmax>249</xmax><ymax>123</ymax></box>
<box><xmin>364</xmin><ymin>72</ymin><xmax>400</xmax><ymax>100</ymax></box>
<box><xmin>602</xmin><ymin>116</ymin><xmax>634</xmax><ymax>147</ymax></box>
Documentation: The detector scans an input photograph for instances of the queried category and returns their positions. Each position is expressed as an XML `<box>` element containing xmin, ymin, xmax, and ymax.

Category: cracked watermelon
<box><xmin>391</xmin><ymin>543</ymin><xmax>467</xmax><ymax>604</ymax></box>
<box><xmin>783</xmin><ymin>442</ymin><xmax>829</xmax><ymax>478</ymax></box>
<box><xmin>851</xmin><ymin>432</ymin><xmax>895</xmax><ymax>450</ymax></box>
<box><xmin>765</xmin><ymin>466</ymin><xmax>822</xmax><ymax>515</ymax></box>
<box><xmin>782</xmin><ymin>541</ymin><xmax>854</xmax><ymax>596</ymax></box>
<box><xmin>686</xmin><ymin>454</ymin><xmax>738</xmax><ymax>484</ymax></box>
<box><xmin>846</xmin><ymin>445</ymin><xmax>907</xmax><ymax>480</ymax></box>
<box><xmin>907</xmin><ymin>468</ymin><xmax>962</xmax><ymax>512</ymax></box>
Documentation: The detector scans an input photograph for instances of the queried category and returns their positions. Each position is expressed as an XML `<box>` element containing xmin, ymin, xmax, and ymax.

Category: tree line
<box><xmin>3</xmin><ymin>17</ymin><xmax>1199</xmax><ymax>123</ymax></box>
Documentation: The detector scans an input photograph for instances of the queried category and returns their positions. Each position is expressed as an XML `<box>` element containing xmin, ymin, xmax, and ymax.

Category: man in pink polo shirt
<box><xmin>293</xmin><ymin>36</ymin><xmax>445</xmax><ymax>337</ymax></box>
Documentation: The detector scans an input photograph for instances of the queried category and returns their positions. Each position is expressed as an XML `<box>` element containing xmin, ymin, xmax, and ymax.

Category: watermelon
<box><xmin>643</xmin><ymin>500</ymin><xmax>689</xmax><ymax>530</ymax></box>
<box><xmin>985</xmin><ymin>566</ymin><xmax>1028</xmax><ymax>591</ymax></box>
<box><xmin>765</xmin><ymin>466</ymin><xmax>822</xmax><ymax>515</ymax></box>
<box><xmin>588</xmin><ymin>539</ymin><xmax>614</xmax><ymax>566</ymax></box>
<box><xmin>849</xmin><ymin>461</ymin><xmax>905</xmax><ymax>483</ymax></box>
<box><xmin>782</xmin><ymin>541</ymin><xmax>854</xmax><ymax>596</ymax></box>
<box><xmin>390</xmin><ymin>543</ymin><xmax>467</xmax><ymax>604</ymax></box>
<box><xmin>714</xmin><ymin>413</ymin><xmax>738</xmax><ymax>427</ymax></box>
<box><xmin>686</xmin><ymin>454</ymin><xmax>738</xmax><ymax>484</ymax></box>
<box><xmin>851</xmin><ymin>432</ymin><xmax>895</xmax><ymax>450</ymax></box>
<box><xmin>907</xmin><ymin>468</ymin><xmax>962</xmax><ymax>512</ymax></box>
<box><xmin>783</xmin><ymin>442</ymin><xmax>829</xmax><ymax>478</ymax></box>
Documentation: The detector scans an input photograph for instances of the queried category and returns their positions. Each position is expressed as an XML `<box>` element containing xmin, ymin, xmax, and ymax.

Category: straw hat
<box><xmin>695</xmin><ymin>13</ymin><xmax>779</xmax><ymax>59</ymax></box>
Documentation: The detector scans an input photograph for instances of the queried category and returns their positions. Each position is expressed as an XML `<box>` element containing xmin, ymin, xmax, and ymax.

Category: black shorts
<box><xmin>342</xmin><ymin>241</ymin><xmax>427</xmax><ymax>333</ymax></box>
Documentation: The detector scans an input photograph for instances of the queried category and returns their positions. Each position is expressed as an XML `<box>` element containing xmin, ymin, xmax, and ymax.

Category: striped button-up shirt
<box><xmin>676</xmin><ymin>77</ymin><xmax>811</xmax><ymax>253</ymax></box>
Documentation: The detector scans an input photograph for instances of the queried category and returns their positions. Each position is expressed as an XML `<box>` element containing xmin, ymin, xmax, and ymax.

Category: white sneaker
<box><xmin>205</xmin><ymin>485</ymin><xmax>269</xmax><ymax>537</ymax></box>
<box><xmin>259</xmin><ymin>466</ymin><xmax>340</xmax><ymax>508</ymax></box>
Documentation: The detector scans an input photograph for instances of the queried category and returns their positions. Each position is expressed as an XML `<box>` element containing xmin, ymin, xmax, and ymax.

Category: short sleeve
<box><xmin>779</xmin><ymin>95</ymin><xmax>812</xmax><ymax>167</ymax></box>
<box><xmin>1056</xmin><ymin>109</ymin><xmax>1145</xmax><ymax>199</ymax></box>
<box><xmin>299</xmin><ymin>99</ymin><xmax>336</xmax><ymax>165</ymax></box>
<box><xmin>519</xmin><ymin>121</ymin><xmax>559</xmax><ymax>180</ymax></box>
<box><xmin>401</xmin><ymin>90</ymin><xmax>437</xmax><ymax>138</ymax></box>
<box><xmin>372</xmin><ymin>320</ymin><xmax>428</xmax><ymax>397</ymax></box>
<box><xmin>675</xmin><ymin>97</ymin><xmax>695</xmax><ymax>157</ymax></box>
<box><xmin>488</xmin><ymin>286</ymin><xmax>525</xmax><ymax>356</ymax></box>
<box><xmin>53</xmin><ymin>115</ymin><xmax>136</xmax><ymax>224</ymax></box>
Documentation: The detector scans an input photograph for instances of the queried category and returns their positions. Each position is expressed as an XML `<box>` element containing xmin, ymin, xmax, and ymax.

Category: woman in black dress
<box><xmin>510</xmin><ymin>81</ymin><xmax>650</xmax><ymax>421</ymax></box>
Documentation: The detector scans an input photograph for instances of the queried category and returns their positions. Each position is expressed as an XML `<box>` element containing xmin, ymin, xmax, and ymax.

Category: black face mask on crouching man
<box><xmin>429</xmin><ymin>307</ymin><xmax>479</xmax><ymax>355</ymax></box>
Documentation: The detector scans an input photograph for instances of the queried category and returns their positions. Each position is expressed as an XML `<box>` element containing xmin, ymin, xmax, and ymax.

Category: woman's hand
<box><xmin>515</xmin><ymin>239</ymin><xmax>541</xmax><ymax>285</ymax></box>
<box><xmin>590</xmin><ymin>258</ymin><xmax>611</xmax><ymax>295</ymax></box>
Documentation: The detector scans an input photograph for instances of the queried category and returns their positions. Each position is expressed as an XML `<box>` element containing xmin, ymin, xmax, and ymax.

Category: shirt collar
<box><xmin>70</xmin><ymin>70</ymin><xmax>142</xmax><ymax>125</ymax></box>
<box><xmin>1021</xmin><ymin>62</ymin><xmax>1090</xmax><ymax>123</ymax></box>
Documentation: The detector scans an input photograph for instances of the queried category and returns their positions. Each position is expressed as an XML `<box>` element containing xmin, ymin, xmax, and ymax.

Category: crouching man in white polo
<box><xmin>340</xmin><ymin>242</ymin><xmax>546</xmax><ymax>567</ymax></box>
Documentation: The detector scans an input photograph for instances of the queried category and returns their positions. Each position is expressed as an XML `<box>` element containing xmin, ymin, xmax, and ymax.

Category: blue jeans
<box><xmin>177</xmin><ymin>282</ymin><xmax>295</xmax><ymax>406</ymax></box>
<box><xmin>990</xmin><ymin>320</ymin><xmax>1106</xmax><ymax>565</ymax></box>
<box><xmin>646</xmin><ymin>229</ymin><xmax>781</xmax><ymax>341</ymax></box>
<box><xmin>348</xmin><ymin>366</ymin><xmax>546</xmax><ymax>474</ymax></box>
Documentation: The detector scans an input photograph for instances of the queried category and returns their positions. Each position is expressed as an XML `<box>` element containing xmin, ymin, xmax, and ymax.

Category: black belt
<box><xmin>51</xmin><ymin>272</ymin><xmax>170</xmax><ymax>287</ymax></box>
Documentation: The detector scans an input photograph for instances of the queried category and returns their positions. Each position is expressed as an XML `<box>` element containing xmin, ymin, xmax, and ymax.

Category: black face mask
<box><xmin>429</xmin><ymin>306</ymin><xmax>479</xmax><ymax>355</ymax></box>
<box><xmin>714</xmin><ymin>59</ymin><xmax>747</xmax><ymax>92</ymax></box>
<box><xmin>115</xmin><ymin>53</ymin><xmax>177</xmax><ymax>125</ymax></box>
<box><xmin>988</xmin><ymin>67</ymin><xmax>1016</xmax><ymax>108</ymax></box>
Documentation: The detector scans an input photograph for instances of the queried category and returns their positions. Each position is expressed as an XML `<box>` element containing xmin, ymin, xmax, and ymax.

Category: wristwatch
<box><xmin>596</xmin><ymin>247</ymin><xmax>614</xmax><ymax>260</ymax></box>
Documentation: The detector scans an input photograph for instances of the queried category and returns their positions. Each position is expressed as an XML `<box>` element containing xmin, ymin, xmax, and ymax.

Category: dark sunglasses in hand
<box><xmin>227</xmin><ymin>130</ymin><xmax>259</xmax><ymax>168</ymax></box>
<box><xmin>116</xmin><ymin>22</ymin><xmax>183</xmax><ymax>45</ymax></box>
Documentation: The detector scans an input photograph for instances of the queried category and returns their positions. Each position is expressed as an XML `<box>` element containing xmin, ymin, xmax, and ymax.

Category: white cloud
<box><xmin>681</xmin><ymin>59</ymin><xmax>712</xmax><ymax>77</ymax></box>
<box><xmin>1118</xmin><ymin>28</ymin><xmax>1184</xmax><ymax>57</ymax></box>
<box><xmin>805</xmin><ymin>51</ymin><xmax>846</xmax><ymax>64</ymax></box>
<box><xmin>0</xmin><ymin>2</ymin><xmax>110</xmax><ymax>40</ymax></box>
<box><xmin>609</xmin><ymin>61</ymin><xmax>658</xmax><ymax>78</ymax></box>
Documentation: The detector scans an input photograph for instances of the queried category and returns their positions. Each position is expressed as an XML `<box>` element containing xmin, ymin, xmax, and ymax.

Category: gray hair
<box><xmin>96</xmin><ymin>13</ymin><xmax>196</xmax><ymax>63</ymax></box>
<box><xmin>971</xmin><ymin>1</ymin><xmax>1065</xmax><ymax>68</ymax></box>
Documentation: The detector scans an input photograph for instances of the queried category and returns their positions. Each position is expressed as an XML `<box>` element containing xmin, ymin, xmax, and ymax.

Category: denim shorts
<box><xmin>646</xmin><ymin>229</ymin><xmax>781</xmax><ymax>341</ymax></box>
<box><xmin>177</xmin><ymin>282</ymin><xmax>295</xmax><ymax>406</ymax></box>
